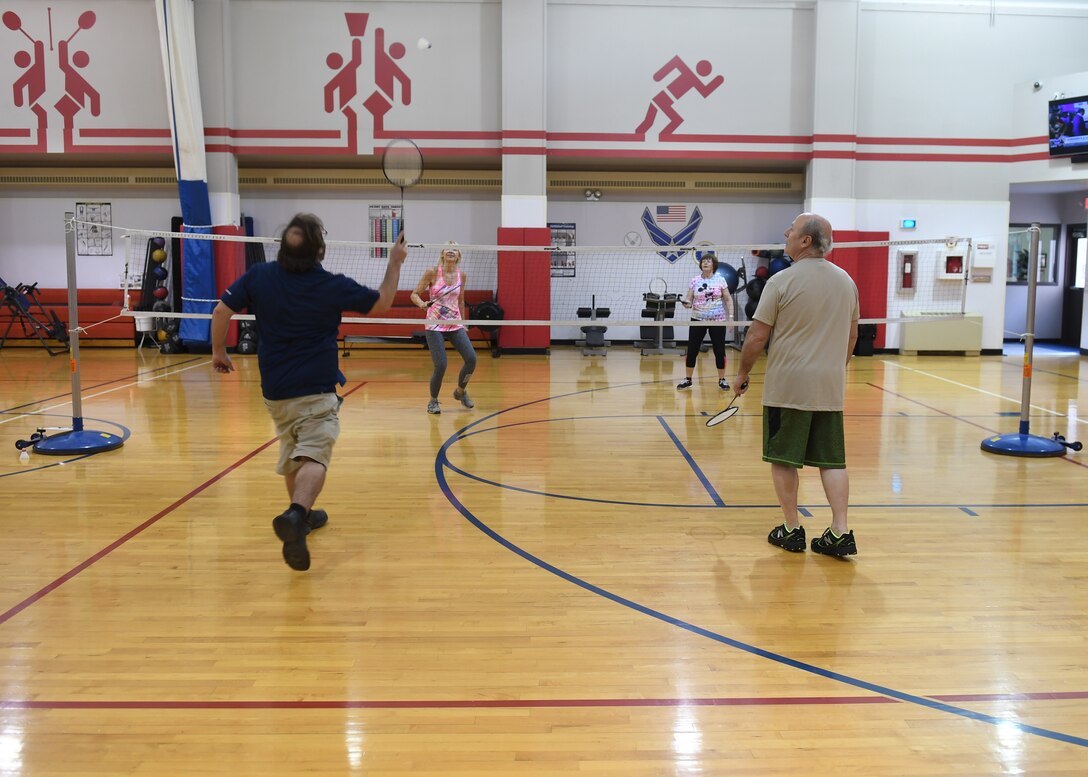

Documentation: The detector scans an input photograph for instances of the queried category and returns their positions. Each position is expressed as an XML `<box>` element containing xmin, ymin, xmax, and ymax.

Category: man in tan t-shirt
<box><xmin>734</xmin><ymin>213</ymin><xmax>860</xmax><ymax>556</ymax></box>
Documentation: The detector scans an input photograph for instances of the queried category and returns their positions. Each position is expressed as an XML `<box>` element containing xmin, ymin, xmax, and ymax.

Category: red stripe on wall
<box><xmin>79</xmin><ymin>128</ymin><xmax>172</xmax><ymax>138</ymax></box>
<box><xmin>502</xmin><ymin>130</ymin><xmax>548</xmax><ymax>140</ymax></box>
<box><xmin>227</xmin><ymin>129</ymin><xmax>341</xmax><ymax>139</ymax></box>
<box><xmin>502</xmin><ymin>147</ymin><xmax>547</xmax><ymax>155</ymax></box>
<box><xmin>549</xmin><ymin>149</ymin><xmax>812</xmax><ymax>161</ymax></box>
<box><xmin>858</xmin><ymin>135</ymin><xmax>1047</xmax><ymax>148</ymax></box>
<box><xmin>374</xmin><ymin>129</ymin><xmax>502</xmax><ymax>141</ymax></box>
<box><xmin>813</xmin><ymin>133</ymin><xmax>857</xmax><ymax>143</ymax></box>
<box><xmin>856</xmin><ymin>151</ymin><xmax>1049</xmax><ymax>163</ymax></box>
<box><xmin>662</xmin><ymin>132</ymin><xmax>813</xmax><ymax>144</ymax></box>
<box><xmin>62</xmin><ymin>144</ymin><xmax>174</xmax><ymax>154</ymax></box>
<box><xmin>547</xmin><ymin>131</ymin><xmax>646</xmax><ymax>142</ymax></box>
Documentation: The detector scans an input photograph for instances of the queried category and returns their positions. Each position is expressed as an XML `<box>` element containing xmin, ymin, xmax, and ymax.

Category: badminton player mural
<box><xmin>3</xmin><ymin>8</ymin><xmax>100</xmax><ymax>153</ymax></box>
<box><xmin>634</xmin><ymin>55</ymin><xmax>723</xmax><ymax>139</ymax></box>
<box><xmin>325</xmin><ymin>12</ymin><xmax>413</xmax><ymax>152</ymax></box>
<box><xmin>324</xmin><ymin>13</ymin><xmax>367</xmax><ymax>154</ymax></box>
<box><xmin>642</xmin><ymin>204</ymin><xmax>704</xmax><ymax>263</ymax></box>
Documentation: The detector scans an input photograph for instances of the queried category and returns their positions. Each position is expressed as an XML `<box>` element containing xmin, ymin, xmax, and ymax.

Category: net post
<box><xmin>1019</xmin><ymin>225</ymin><xmax>1040</xmax><ymax>434</ymax></box>
<box><xmin>980</xmin><ymin>222</ymin><xmax>1065</xmax><ymax>457</ymax></box>
<box><xmin>28</xmin><ymin>214</ymin><xmax>124</xmax><ymax>455</ymax></box>
<box><xmin>64</xmin><ymin>212</ymin><xmax>84</xmax><ymax>428</ymax></box>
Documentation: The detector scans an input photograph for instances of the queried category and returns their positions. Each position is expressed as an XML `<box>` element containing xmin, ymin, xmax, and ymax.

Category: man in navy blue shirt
<box><xmin>211</xmin><ymin>213</ymin><xmax>407</xmax><ymax>571</ymax></box>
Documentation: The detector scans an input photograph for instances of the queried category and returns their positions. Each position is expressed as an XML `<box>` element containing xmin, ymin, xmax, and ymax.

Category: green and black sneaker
<box><xmin>768</xmin><ymin>523</ymin><xmax>806</xmax><ymax>552</ymax></box>
<box><xmin>811</xmin><ymin>528</ymin><xmax>857</xmax><ymax>557</ymax></box>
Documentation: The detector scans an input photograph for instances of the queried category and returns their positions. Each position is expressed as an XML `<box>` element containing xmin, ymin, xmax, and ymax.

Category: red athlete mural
<box><xmin>3</xmin><ymin>8</ymin><xmax>100</xmax><ymax>152</ymax></box>
<box><xmin>635</xmin><ymin>55</ymin><xmax>723</xmax><ymax>138</ymax></box>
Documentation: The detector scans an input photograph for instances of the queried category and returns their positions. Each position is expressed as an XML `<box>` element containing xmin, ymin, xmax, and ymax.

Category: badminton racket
<box><xmin>706</xmin><ymin>381</ymin><xmax>748</xmax><ymax>427</ymax></box>
<box><xmin>425</xmin><ymin>283</ymin><xmax>462</xmax><ymax>307</ymax></box>
<box><xmin>381</xmin><ymin>138</ymin><xmax>424</xmax><ymax>235</ymax></box>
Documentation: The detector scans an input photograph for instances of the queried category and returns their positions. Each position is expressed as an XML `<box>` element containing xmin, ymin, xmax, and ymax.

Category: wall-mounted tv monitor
<box><xmin>1049</xmin><ymin>94</ymin><xmax>1088</xmax><ymax>156</ymax></box>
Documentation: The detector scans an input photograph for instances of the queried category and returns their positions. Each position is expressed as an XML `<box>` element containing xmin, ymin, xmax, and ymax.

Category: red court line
<box><xmin>0</xmin><ymin>128</ymin><xmax>32</xmax><ymax>138</ymax></box>
<box><xmin>3</xmin><ymin>690</ymin><xmax>1085</xmax><ymax>710</ymax></box>
<box><xmin>0</xmin><ymin>380</ymin><xmax>369</xmax><ymax>627</ymax></box>
<box><xmin>0</xmin><ymin>437</ymin><xmax>277</xmax><ymax>627</ymax></box>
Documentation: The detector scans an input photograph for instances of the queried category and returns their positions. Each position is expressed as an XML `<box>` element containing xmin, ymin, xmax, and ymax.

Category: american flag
<box><xmin>656</xmin><ymin>205</ymin><xmax>686</xmax><ymax>222</ymax></box>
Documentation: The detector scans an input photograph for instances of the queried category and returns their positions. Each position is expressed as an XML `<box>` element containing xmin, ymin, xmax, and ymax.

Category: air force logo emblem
<box><xmin>641</xmin><ymin>206</ymin><xmax>703</xmax><ymax>262</ymax></box>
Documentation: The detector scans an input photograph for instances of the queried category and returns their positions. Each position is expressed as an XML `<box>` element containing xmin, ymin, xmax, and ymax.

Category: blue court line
<box><xmin>656</xmin><ymin>416</ymin><xmax>724</xmax><ymax>506</ymax></box>
<box><xmin>445</xmin><ymin>416</ymin><xmax>1088</xmax><ymax>511</ymax></box>
<box><xmin>435</xmin><ymin>433</ymin><xmax>1088</xmax><ymax>749</ymax></box>
<box><xmin>442</xmin><ymin>458</ymin><xmax>717</xmax><ymax>509</ymax></box>
<box><xmin>960</xmin><ymin>507</ymin><xmax>979</xmax><ymax>516</ymax></box>
<box><xmin>434</xmin><ymin>389</ymin><xmax>1088</xmax><ymax>749</ymax></box>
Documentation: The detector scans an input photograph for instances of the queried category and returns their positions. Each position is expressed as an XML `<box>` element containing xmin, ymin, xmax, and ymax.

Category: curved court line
<box><xmin>445</xmin><ymin>415</ymin><xmax>1088</xmax><ymax>510</ymax></box>
<box><xmin>0</xmin><ymin>413</ymin><xmax>132</xmax><ymax>479</ymax></box>
<box><xmin>435</xmin><ymin>394</ymin><xmax>1088</xmax><ymax>749</ymax></box>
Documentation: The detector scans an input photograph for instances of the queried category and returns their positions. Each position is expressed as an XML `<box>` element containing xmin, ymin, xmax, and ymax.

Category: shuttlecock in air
<box><xmin>416</xmin><ymin>37</ymin><xmax>431</xmax><ymax>50</ymax></box>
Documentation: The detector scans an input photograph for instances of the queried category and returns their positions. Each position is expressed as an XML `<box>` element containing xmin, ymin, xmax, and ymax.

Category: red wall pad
<box><xmin>497</xmin><ymin>227</ymin><xmax>552</xmax><ymax>352</ymax></box>
<box><xmin>213</xmin><ymin>225</ymin><xmax>246</xmax><ymax>347</ymax></box>
<box><xmin>831</xmin><ymin>230</ymin><xmax>889</xmax><ymax>349</ymax></box>
<box><xmin>521</xmin><ymin>227</ymin><xmax>551</xmax><ymax>349</ymax></box>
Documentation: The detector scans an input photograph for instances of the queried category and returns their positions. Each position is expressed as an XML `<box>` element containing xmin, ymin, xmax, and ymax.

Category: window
<box><xmin>1007</xmin><ymin>224</ymin><xmax>1059</xmax><ymax>285</ymax></box>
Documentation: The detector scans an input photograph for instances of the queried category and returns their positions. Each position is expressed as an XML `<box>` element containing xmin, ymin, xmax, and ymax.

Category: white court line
<box><xmin>878</xmin><ymin>360</ymin><xmax>1086</xmax><ymax>426</ymax></box>
<box><xmin>0</xmin><ymin>359</ymin><xmax>211</xmax><ymax>427</ymax></box>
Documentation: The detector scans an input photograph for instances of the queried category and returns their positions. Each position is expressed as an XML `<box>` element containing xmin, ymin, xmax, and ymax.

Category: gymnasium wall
<box><xmin>1</xmin><ymin>0</ymin><xmax>1087</xmax><ymax>350</ymax></box>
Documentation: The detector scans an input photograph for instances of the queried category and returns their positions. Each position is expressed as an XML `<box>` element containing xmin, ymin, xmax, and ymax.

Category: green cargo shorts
<box><xmin>762</xmin><ymin>406</ymin><xmax>846</xmax><ymax>469</ymax></box>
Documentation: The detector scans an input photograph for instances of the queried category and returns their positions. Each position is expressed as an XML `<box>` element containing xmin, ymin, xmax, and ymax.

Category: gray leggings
<box><xmin>424</xmin><ymin>328</ymin><xmax>477</xmax><ymax>399</ymax></box>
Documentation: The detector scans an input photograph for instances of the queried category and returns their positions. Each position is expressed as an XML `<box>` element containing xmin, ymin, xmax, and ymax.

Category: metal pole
<box><xmin>1018</xmin><ymin>224</ymin><xmax>1040</xmax><ymax>435</ymax></box>
<box><xmin>63</xmin><ymin>212</ymin><xmax>84</xmax><ymax>432</ymax></box>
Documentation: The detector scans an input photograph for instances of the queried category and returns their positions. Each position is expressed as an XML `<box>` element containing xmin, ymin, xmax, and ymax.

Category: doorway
<box><xmin>1061</xmin><ymin>224</ymin><xmax>1085</xmax><ymax>347</ymax></box>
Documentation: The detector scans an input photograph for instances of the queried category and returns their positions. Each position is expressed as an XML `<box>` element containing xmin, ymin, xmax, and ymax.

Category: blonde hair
<box><xmin>440</xmin><ymin>240</ymin><xmax>462</xmax><ymax>262</ymax></box>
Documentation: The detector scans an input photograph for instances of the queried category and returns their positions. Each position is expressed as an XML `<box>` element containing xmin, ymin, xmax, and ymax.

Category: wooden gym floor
<box><xmin>0</xmin><ymin>343</ymin><xmax>1085</xmax><ymax>776</ymax></box>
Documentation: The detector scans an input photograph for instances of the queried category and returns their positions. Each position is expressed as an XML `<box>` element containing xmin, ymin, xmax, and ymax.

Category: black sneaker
<box><xmin>768</xmin><ymin>523</ymin><xmax>806</xmax><ymax>552</ymax></box>
<box><xmin>718</xmin><ymin>379</ymin><xmax>730</xmax><ymax>391</ymax></box>
<box><xmin>676</xmin><ymin>378</ymin><xmax>693</xmax><ymax>391</ymax></box>
<box><xmin>811</xmin><ymin>528</ymin><xmax>857</xmax><ymax>557</ymax></box>
<box><xmin>272</xmin><ymin>506</ymin><xmax>310</xmax><ymax>571</ymax></box>
<box><xmin>306</xmin><ymin>509</ymin><xmax>329</xmax><ymax>533</ymax></box>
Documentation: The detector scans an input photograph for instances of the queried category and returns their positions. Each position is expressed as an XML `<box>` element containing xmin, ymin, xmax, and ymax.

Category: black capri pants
<box><xmin>685</xmin><ymin>322</ymin><xmax>727</xmax><ymax>369</ymax></box>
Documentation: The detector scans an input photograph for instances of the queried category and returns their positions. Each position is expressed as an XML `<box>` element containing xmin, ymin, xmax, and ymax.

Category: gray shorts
<box><xmin>264</xmin><ymin>393</ymin><xmax>342</xmax><ymax>475</ymax></box>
